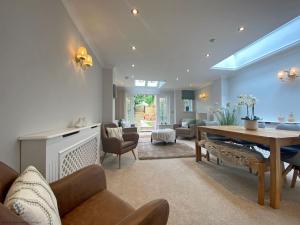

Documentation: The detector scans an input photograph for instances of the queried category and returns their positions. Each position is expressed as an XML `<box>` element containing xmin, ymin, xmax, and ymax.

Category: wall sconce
<box><xmin>75</xmin><ymin>46</ymin><xmax>93</xmax><ymax>70</ymax></box>
<box><xmin>199</xmin><ymin>93</ymin><xmax>208</xmax><ymax>100</ymax></box>
<box><xmin>277</xmin><ymin>67</ymin><xmax>299</xmax><ymax>81</ymax></box>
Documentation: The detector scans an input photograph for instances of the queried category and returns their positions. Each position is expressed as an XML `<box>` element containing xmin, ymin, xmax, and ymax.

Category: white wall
<box><xmin>195</xmin><ymin>78</ymin><xmax>225</xmax><ymax>120</ymax></box>
<box><xmin>226</xmin><ymin>45</ymin><xmax>300</xmax><ymax>121</ymax></box>
<box><xmin>115</xmin><ymin>86</ymin><xmax>126</xmax><ymax>120</ymax></box>
<box><xmin>102</xmin><ymin>68</ymin><xmax>114</xmax><ymax>122</ymax></box>
<box><xmin>0</xmin><ymin>0</ymin><xmax>103</xmax><ymax>171</ymax></box>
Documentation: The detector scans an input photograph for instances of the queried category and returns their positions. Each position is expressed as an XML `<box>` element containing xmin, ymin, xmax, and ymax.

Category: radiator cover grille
<box><xmin>59</xmin><ymin>136</ymin><xmax>98</xmax><ymax>178</ymax></box>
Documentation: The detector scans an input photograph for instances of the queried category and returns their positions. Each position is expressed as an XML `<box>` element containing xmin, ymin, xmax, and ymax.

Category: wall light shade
<box><xmin>277</xmin><ymin>67</ymin><xmax>299</xmax><ymax>81</ymax></box>
<box><xmin>75</xmin><ymin>46</ymin><xmax>93</xmax><ymax>70</ymax></box>
<box><xmin>76</xmin><ymin>46</ymin><xmax>87</xmax><ymax>60</ymax></box>
<box><xmin>199</xmin><ymin>93</ymin><xmax>208</xmax><ymax>100</ymax></box>
<box><xmin>83</xmin><ymin>54</ymin><xmax>93</xmax><ymax>67</ymax></box>
<box><xmin>277</xmin><ymin>70</ymin><xmax>287</xmax><ymax>81</ymax></box>
<box><xmin>290</xmin><ymin>67</ymin><xmax>299</xmax><ymax>76</ymax></box>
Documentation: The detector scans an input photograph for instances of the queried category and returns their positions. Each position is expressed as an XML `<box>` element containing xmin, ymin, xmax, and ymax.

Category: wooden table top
<box><xmin>197</xmin><ymin>126</ymin><xmax>300</xmax><ymax>139</ymax></box>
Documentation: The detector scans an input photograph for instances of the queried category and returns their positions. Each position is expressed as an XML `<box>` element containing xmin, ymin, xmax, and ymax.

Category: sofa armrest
<box><xmin>0</xmin><ymin>204</ymin><xmax>29</xmax><ymax>225</ymax></box>
<box><xmin>116</xmin><ymin>199</ymin><xmax>169</xmax><ymax>225</ymax></box>
<box><xmin>173</xmin><ymin>124</ymin><xmax>181</xmax><ymax>129</ymax></box>
<box><xmin>123</xmin><ymin>132</ymin><xmax>139</xmax><ymax>143</ymax></box>
<box><xmin>50</xmin><ymin>164</ymin><xmax>106</xmax><ymax>217</ymax></box>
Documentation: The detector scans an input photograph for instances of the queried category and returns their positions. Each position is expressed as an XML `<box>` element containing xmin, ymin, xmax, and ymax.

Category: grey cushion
<box><xmin>276</xmin><ymin>124</ymin><xmax>300</xmax><ymax>131</ymax></box>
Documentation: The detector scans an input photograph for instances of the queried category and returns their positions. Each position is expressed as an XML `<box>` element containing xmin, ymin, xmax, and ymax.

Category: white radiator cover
<box><xmin>19</xmin><ymin>124</ymin><xmax>101</xmax><ymax>182</ymax></box>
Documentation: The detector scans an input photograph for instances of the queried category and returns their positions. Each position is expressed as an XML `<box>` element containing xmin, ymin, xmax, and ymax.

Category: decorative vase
<box><xmin>244</xmin><ymin>120</ymin><xmax>258</xmax><ymax>130</ymax></box>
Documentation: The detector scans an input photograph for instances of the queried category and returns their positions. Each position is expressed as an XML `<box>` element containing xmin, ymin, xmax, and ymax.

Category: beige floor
<box><xmin>102</xmin><ymin>138</ymin><xmax>300</xmax><ymax>225</ymax></box>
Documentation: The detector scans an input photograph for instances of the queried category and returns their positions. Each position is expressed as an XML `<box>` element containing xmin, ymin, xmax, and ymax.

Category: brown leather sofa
<box><xmin>0</xmin><ymin>162</ymin><xmax>169</xmax><ymax>225</ymax></box>
<box><xmin>101</xmin><ymin>123</ymin><xmax>139</xmax><ymax>169</ymax></box>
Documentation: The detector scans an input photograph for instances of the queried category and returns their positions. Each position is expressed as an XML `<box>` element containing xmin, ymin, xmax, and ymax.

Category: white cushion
<box><xmin>4</xmin><ymin>166</ymin><xmax>61</xmax><ymax>225</ymax></box>
<box><xmin>181</xmin><ymin>121</ymin><xmax>189</xmax><ymax>128</ymax></box>
<box><xmin>106</xmin><ymin>127</ymin><xmax>124</xmax><ymax>141</ymax></box>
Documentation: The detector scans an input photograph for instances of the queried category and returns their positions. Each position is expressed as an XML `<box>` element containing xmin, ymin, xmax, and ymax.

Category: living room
<box><xmin>1</xmin><ymin>1</ymin><xmax>300</xmax><ymax>225</ymax></box>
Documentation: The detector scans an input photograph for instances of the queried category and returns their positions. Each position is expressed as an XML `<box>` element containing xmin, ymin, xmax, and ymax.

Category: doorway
<box><xmin>134</xmin><ymin>95</ymin><xmax>156</xmax><ymax>131</ymax></box>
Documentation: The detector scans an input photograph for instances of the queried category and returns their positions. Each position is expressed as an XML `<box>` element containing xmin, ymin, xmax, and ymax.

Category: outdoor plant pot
<box><xmin>244</xmin><ymin>120</ymin><xmax>258</xmax><ymax>130</ymax></box>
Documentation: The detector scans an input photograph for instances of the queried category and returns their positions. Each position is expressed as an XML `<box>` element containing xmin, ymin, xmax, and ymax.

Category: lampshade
<box><xmin>83</xmin><ymin>54</ymin><xmax>93</xmax><ymax>67</ymax></box>
<box><xmin>76</xmin><ymin>47</ymin><xmax>87</xmax><ymax>60</ymax></box>
<box><xmin>277</xmin><ymin>70</ymin><xmax>286</xmax><ymax>80</ymax></box>
<box><xmin>289</xmin><ymin>67</ymin><xmax>299</xmax><ymax>76</ymax></box>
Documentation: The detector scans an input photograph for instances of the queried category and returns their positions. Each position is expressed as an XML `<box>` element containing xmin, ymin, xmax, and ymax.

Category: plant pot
<box><xmin>244</xmin><ymin>120</ymin><xmax>258</xmax><ymax>130</ymax></box>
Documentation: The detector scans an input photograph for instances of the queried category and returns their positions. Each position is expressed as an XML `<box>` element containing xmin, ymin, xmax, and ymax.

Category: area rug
<box><xmin>138</xmin><ymin>142</ymin><xmax>195</xmax><ymax>160</ymax></box>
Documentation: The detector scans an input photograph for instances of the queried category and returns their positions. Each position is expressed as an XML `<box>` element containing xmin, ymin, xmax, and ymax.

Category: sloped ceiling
<box><xmin>62</xmin><ymin>0</ymin><xmax>300</xmax><ymax>89</ymax></box>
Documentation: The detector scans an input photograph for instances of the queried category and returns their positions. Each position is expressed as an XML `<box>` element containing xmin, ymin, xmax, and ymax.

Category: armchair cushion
<box><xmin>107</xmin><ymin>127</ymin><xmax>124</xmax><ymax>142</ymax></box>
<box><xmin>62</xmin><ymin>190</ymin><xmax>134</xmax><ymax>225</ymax></box>
<box><xmin>50</xmin><ymin>165</ymin><xmax>106</xmax><ymax>217</ymax></box>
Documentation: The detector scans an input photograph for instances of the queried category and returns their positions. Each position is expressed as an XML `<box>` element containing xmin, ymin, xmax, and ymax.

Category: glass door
<box><xmin>157</xmin><ymin>95</ymin><xmax>170</xmax><ymax>128</ymax></box>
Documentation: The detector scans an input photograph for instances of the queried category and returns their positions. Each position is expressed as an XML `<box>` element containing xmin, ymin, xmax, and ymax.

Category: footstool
<box><xmin>151</xmin><ymin>129</ymin><xmax>176</xmax><ymax>143</ymax></box>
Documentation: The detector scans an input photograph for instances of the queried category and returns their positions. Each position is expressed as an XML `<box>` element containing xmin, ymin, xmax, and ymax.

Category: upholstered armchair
<box><xmin>173</xmin><ymin>120</ymin><xmax>196</xmax><ymax>139</ymax></box>
<box><xmin>101</xmin><ymin>123</ymin><xmax>139</xmax><ymax>168</ymax></box>
<box><xmin>0</xmin><ymin>162</ymin><xmax>169</xmax><ymax>225</ymax></box>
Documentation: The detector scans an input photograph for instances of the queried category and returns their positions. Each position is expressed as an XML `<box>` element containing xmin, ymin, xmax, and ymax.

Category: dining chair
<box><xmin>276</xmin><ymin>124</ymin><xmax>300</xmax><ymax>188</ymax></box>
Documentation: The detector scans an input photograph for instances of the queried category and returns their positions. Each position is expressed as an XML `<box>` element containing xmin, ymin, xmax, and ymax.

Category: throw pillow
<box><xmin>106</xmin><ymin>127</ymin><xmax>124</xmax><ymax>141</ymax></box>
<box><xmin>4</xmin><ymin>166</ymin><xmax>61</xmax><ymax>225</ymax></box>
<box><xmin>181</xmin><ymin>121</ymin><xmax>189</xmax><ymax>128</ymax></box>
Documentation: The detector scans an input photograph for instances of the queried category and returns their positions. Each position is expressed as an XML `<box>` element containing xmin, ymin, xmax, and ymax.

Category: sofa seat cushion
<box><xmin>62</xmin><ymin>190</ymin><xmax>134</xmax><ymax>225</ymax></box>
<box><xmin>122</xmin><ymin>141</ymin><xmax>135</xmax><ymax>149</ymax></box>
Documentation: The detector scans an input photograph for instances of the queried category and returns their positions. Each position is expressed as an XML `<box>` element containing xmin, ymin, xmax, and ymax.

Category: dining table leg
<box><xmin>195</xmin><ymin>129</ymin><xmax>202</xmax><ymax>162</ymax></box>
<box><xmin>269</xmin><ymin>139</ymin><xmax>282</xmax><ymax>209</ymax></box>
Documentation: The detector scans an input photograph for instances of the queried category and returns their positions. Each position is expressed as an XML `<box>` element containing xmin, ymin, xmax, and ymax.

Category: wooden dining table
<box><xmin>195</xmin><ymin>125</ymin><xmax>300</xmax><ymax>209</ymax></box>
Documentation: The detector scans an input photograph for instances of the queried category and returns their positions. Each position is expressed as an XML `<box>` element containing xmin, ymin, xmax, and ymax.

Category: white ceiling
<box><xmin>62</xmin><ymin>0</ymin><xmax>300</xmax><ymax>89</ymax></box>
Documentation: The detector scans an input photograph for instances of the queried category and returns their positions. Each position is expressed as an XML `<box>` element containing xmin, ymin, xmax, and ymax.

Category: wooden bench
<box><xmin>199</xmin><ymin>139</ymin><xmax>267</xmax><ymax>205</ymax></box>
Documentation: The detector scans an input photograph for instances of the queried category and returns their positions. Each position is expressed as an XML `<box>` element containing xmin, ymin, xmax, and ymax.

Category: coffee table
<box><xmin>151</xmin><ymin>129</ymin><xmax>176</xmax><ymax>143</ymax></box>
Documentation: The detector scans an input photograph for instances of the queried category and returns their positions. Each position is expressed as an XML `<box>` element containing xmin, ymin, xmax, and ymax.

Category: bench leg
<box><xmin>291</xmin><ymin>169</ymin><xmax>298</xmax><ymax>188</ymax></box>
<box><xmin>206</xmin><ymin>152</ymin><xmax>210</xmax><ymax>161</ymax></box>
<box><xmin>257</xmin><ymin>163</ymin><xmax>265</xmax><ymax>205</ymax></box>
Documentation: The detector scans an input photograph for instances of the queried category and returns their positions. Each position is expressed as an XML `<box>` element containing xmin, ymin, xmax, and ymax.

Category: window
<box><xmin>183</xmin><ymin>99</ymin><xmax>193</xmax><ymax>112</ymax></box>
<box><xmin>159</xmin><ymin>97</ymin><xmax>169</xmax><ymax>124</ymax></box>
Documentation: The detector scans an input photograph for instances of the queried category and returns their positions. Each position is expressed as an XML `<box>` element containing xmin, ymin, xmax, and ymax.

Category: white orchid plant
<box><xmin>238</xmin><ymin>95</ymin><xmax>261</xmax><ymax>121</ymax></box>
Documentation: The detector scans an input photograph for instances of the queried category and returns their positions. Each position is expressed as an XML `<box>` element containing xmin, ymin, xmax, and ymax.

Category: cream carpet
<box><xmin>102</xmin><ymin>139</ymin><xmax>300</xmax><ymax>225</ymax></box>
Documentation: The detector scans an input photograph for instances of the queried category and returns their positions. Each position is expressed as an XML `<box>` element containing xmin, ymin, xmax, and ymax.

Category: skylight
<box><xmin>212</xmin><ymin>16</ymin><xmax>300</xmax><ymax>70</ymax></box>
<box><xmin>135</xmin><ymin>80</ymin><xmax>146</xmax><ymax>87</ymax></box>
<box><xmin>147</xmin><ymin>81</ymin><xmax>158</xmax><ymax>87</ymax></box>
<box><xmin>134</xmin><ymin>80</ymin><xmax>166</xmax><ymax>88</ymax></box>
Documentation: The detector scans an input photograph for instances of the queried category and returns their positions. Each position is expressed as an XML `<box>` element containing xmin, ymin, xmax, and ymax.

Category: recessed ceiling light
<box><xmin>186</xmin><ymin>69</ymin><xmax>190</xmax><ymax>73</ymax></box>
<box><xmin>131</xmin><ymin>8</ymin><xmax>139</xmax><ymax>16</ymax></box>
<box><xmin>206</xmin><ymin>53</ymin><xmax>210</xmax><ymax>58</ymax></box>
<box><xmin>238</xmin><ymin>26</ymin><xmax>245</xmax><ymax>32</ymax></box>
<box><xmin>131</xmin><ymin>64</ymin><xmax>135</xmax><ymax>68</ymax></box>
<box><xmin>176</xmin><ymin>76</ymin><xmax>179</xmax><ymax>81</ymax></box>
<box><xmin>131</xmin><ymin>46</ymin><xmax>136</xmax><ymax>51</ymax></box>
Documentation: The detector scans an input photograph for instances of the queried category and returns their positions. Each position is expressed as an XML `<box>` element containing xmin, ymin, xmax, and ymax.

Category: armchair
<box><xmin>101</xmin><ymin>123</ymin><xmax>139</xmax><ymax>168</ymax></box>
<box><xmin>0</xmin><ymin>162</ymin><xmax>169</xmax><ymax>225</ymax></box>
<box><xmin>173</xmin><ymin>120</ymin><xmax>196</xmax><ymax>139</ymax></box>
